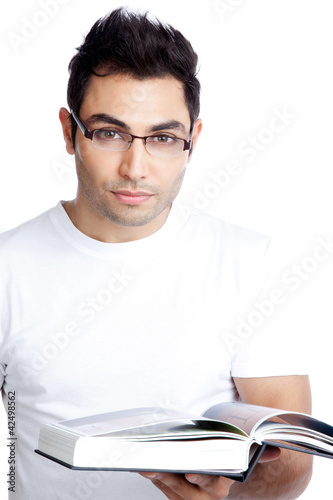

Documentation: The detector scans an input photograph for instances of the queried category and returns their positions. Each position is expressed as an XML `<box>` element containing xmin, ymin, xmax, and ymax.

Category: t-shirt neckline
<box><xmin>48</xmin><ymin>200</ymin><xmax>188</xmax><ymax>260</ymax></box>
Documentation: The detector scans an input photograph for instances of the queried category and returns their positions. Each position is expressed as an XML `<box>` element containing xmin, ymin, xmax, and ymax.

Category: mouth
<box><xmin>111</xmin><ymin>190</ymin><xmax>154</xmax><ymax>206</ymax></box>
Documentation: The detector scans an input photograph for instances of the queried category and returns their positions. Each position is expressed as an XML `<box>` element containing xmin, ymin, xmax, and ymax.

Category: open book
<box><xmin>35</xmin><ymin>402</ymin><xmax>333</xmax><ymax>482</ymax></box>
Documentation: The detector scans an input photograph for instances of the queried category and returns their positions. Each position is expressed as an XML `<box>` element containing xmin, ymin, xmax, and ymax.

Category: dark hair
<box><xmin>67</xmin><ymin>7</ymin><xmax>201</xmax><ymax>145</ymax></box>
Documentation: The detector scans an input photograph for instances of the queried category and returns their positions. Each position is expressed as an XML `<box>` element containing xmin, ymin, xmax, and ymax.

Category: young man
<box><xmin>0</xmin><ymin>8</ymin><xmax>312</xmax><ymax>499</ymax></box>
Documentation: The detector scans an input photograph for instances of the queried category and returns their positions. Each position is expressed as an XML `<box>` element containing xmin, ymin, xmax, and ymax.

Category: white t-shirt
<box><xmin>0</xmin><ymin>201</ymin><xmax>307</xmax><ymax>499</ymax></box>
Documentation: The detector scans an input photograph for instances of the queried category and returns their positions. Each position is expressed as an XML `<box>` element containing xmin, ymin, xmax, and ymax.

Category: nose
<box><xmin>118</xmin><ymin>137</ymin><xmax>150</xmax><ymax>182</ymax></box>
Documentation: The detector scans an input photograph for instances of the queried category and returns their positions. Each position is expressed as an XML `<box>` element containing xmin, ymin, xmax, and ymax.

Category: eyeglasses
<box><xmin>71</xmin><ymin>111</ymin><xmax>192</xmax><ymax>158</ymax></box>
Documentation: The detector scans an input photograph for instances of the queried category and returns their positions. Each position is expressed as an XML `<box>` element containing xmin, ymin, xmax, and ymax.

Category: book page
<box><xmin>57</xmin><ymin>407</ymin><xmax>199</xmax><ymax>437</ymax></box>
<box><xmin>203</xmin><ymin>402</ymin><xmax>333</xmax><ymax>441</ymax></box>
<box><xmin>202</xmin><ymin>402</ymin><xmax>285</xmax><ymax>436</ymax></box>
<box><xmin>268</xmin><ymin>413</ymin><xmax>333</xmax><ymax>438</ymax></box>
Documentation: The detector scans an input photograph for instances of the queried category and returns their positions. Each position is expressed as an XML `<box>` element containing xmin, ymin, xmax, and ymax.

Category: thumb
<box><xmin>258</xmin><ymin>445</ymin><xmax>281</xmax><ymax>463</ymax></box>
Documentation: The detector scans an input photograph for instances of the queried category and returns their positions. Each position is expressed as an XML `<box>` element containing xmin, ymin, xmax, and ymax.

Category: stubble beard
<box><xmin>76</xmin><ymin>163</ymin><xmax>186</xmax><ymax>228</ymax></box>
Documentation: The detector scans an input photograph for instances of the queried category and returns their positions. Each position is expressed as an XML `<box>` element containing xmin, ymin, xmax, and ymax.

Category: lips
<box><xmin>114</xmin><ymin>190</ymin><xmax>152</xmax><ymax>196</ymax></box>
<box><xmin>111</xmin><ymin>190</ymin><xmax>154</xmax><ymax>205</ymax></box>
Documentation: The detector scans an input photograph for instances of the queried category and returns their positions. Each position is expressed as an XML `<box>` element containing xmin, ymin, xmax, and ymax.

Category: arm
<box><xmin>140</xmin><ymin>375</ymin><xmax>313</xmax><ymax>500</ymax></box>
<box><xmin>227</xmin><ymin>375</ymin><xmax>313</xmax><ymax>499</ymax></box>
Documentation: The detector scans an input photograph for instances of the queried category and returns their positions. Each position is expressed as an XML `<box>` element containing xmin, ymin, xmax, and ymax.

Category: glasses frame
<box><xmin>70</xmin><ymin>111</ymin><xmax>192</xmax><ymax>156</ymax></box>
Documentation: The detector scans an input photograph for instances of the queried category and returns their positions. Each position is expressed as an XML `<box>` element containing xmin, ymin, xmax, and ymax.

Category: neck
<box><xmin>63</xmin><ymin>199</ymin><xmax>171</xmax><ymax>243</ymax></box>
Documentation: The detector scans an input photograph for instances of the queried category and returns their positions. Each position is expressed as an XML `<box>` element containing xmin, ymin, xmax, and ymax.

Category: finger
<box><xmin>185</xmin><ymin>473</ymin><xmax>234</xmax><ymax>498</ymax></box>
<box><xmin>258</xmin><ymin>445</ymin><xmax>281</xmax><ymax>463</ymax></box>
<box><xmin>140</xmin><ymin>472</ymin><xmax>195</xmax><ymax>500</ymax></box>
<box><xmin>140</xmin><ymin>472</ymin><xmax>233</xmax><ymax>499</ymax></box>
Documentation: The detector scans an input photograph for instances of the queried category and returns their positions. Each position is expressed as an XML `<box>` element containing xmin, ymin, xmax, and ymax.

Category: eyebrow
<box><xmin>86</xmin><ymin>113</ymin><xmax>127</xmax><ymax>129</ymax></box>
<box><xmin>149</xmin><ymin>120</ymin><xmax>187</xmax><ymax>134</ymax></box>
<box><xmin>85</xmin><ymin>113</ymin><xmax>187</xmax><ymax>134</ymax></box>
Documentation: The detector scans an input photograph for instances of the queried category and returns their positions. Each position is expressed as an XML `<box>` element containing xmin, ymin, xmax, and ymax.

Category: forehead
<box><xmin>80</xmin><ymin>74</ymin><xmax>191</xmax><ymax>131</ymax></box>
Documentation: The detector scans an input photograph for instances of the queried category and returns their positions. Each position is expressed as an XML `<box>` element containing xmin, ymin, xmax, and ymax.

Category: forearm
<box><xmin>227</xmin><ymin>450</ymin><xmax>313</xmax><ymax>500</ymax></box>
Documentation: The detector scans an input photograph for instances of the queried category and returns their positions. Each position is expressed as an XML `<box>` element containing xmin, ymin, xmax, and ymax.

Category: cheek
<box><xmin>170</xmin><ymin>159</ymin><xmax>187</xmax><ymax>180</ymax></box>
<box><xmin>161</xmin><ymin>161</ymin><xmax>187</xmax><ymax>192</ymax></box>
<box><xmin>75</xmin><ymin>142</ymin><xmax>119</xmax><ymax>180</ymax></box>
<box><xmin>75</xmin><ymin>139</ymin><xmax>98</xmax><ymax>165</ymax></box>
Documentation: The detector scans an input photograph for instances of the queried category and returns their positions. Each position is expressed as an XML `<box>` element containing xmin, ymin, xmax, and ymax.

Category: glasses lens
<box><xmin>92</xmin><ymin>129</ymin><xmax>130</xmax><ymax>151</ymax></box>
<box><xmin>146</xmin><ymin>136</ymin><xmax>184</xmax><ymax>157</ymax></box>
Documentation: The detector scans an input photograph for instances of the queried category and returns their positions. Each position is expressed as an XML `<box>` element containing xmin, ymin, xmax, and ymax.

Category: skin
<box><xmin>60</xmin><ymin>73</ymin><xmax>313</xmax><ymax>499</ymax></box>
<box><xmin>59</xmin><ymin>74</ymin><xmax>202</xmax><ymax>243</ymax></box>
<box><xmin>139</xmin><ymin>376</ymin><xmax>313</xmax><ymax>499</ymax></box>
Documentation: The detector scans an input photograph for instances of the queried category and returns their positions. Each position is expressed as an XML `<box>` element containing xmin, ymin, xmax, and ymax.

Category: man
<box><xmin>0</xmin><ymin>7</ymin><xmax>312</xmax><ymax>499</ymax></box>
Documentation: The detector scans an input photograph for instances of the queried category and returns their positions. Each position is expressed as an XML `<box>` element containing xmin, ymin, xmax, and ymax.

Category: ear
<box><xmin>187</xmin><ymin>118</ymin><xmax>203</xmax><ymax>163</ymax></box>
<box><xmin>59</xmin><ymin>107</ymin><xmax>75</xmax><ymax>155</ymax></box>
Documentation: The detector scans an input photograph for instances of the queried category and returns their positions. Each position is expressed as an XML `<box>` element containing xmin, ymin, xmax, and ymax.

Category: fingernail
<box><xmin>141</xmin><ymin>472</ymin><xmax>158</xmax><ymax>479</ymax></box>
<box><xmin>186</xmin><ymin>474</ymin><xmax>199</xmax><ymax>483</ymax></box>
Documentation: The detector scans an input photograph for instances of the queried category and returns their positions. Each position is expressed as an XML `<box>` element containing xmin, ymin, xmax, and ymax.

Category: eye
<box><xmin>94</xmin><ymin>129</ymin><xmax>124</xmax><ymax>141</ymax></box>
<box><xmin>151</xmin><ymin>135</ymin><xmax>176</xmax><ymax>144</ymax></box>
<box><xmin>104</xmin><ymin>130</ymin><xmax>117</xmax><ymax>139</ymax></box>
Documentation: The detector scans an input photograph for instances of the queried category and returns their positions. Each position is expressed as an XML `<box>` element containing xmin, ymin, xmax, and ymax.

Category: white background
<box><xmin>1</xmin><ymin>0</ymin><xmax>332</xmax><ymax>497</ymax></box>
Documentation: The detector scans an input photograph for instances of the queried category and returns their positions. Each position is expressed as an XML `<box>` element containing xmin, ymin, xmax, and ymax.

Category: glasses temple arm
<box><xmin>71</xmin><ymin>110</ymin><xmax>94</xmax><ymax>140</ymax></box>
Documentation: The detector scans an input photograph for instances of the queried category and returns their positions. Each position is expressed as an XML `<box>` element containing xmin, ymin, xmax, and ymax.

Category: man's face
<box><xmin>63</xmin><ymin>74</ymin><xmax>201</xmax><ymax>229</ymax></box>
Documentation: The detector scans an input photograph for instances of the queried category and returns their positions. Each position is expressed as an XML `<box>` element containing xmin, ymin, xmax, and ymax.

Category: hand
<box><xmin>139</xmin><ymin>471</ymin><xmax>234</xmax><ymax>500</ymax></box>
<box><xmin>139</xmin><ymin>446</ymin><xmax>281</xmax><ymax>500</ymax></box>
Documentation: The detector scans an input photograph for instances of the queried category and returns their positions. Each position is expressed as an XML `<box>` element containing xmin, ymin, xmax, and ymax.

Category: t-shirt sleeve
<box><xmin>0</xmin><ymin>364</ymin><xmax>5</xmax><ymax>389</ymax></box>
<box><xmin>0</xmin><ymin>232</ymin><xmax>10</xmax><ymax>391</ymax></box>
<box><xmin>0</xmin><ymin>289</ymin><xmax>6</xmax><ymax>390</ymax></box>
<box><xmin>230</xmin><ymin>238</ymin><xmax>311</xmax><ymax>377</ymax></box>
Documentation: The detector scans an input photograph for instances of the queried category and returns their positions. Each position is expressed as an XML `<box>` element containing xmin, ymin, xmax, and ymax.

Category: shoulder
<box><xmin>0</xmin><ymin>204</ymin><xmax>60</xmax><ymax>258</ymax></box>
<box><xmin>177</xmin><ymin>205</ymin><xmax>273</xmax><ymax>293</ymax></box>
<box><xmin>176</xmin><ymin>205</ymin><xmax>274</xmax><ymax>303</ymax></box>
<box><xmin>179</xmin><ymin>204</ymin><xmax>272</xmax><ymax>257</ymax></box>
